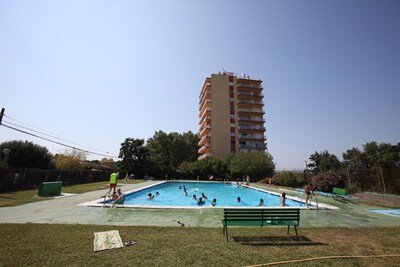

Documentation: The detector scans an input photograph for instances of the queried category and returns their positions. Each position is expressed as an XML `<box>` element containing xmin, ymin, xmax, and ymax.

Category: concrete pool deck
<box><xmin>0</xmin><ymin>181</ymin><xmax>399</xmax><ymax>228</ymax></box>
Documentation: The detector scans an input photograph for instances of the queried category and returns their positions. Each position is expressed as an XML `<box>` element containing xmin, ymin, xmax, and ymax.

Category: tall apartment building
<box><xmin>198</xmin><ymin>71</ymin><xmax>266</xmax><ymax>160</ymax></box>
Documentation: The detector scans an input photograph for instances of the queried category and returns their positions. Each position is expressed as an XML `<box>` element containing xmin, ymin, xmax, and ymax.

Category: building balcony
<box><xmin>198</xmin><ymin>144</ymin><xmax>211</xmax><ymax>154</ymax></box>
<box><xmin>237</xmin><ymin>108</ymin><xmax>265</xmax><ymax>114</ymax></box>
<box><xmin>237</xmin><ymin>83</ymin><xmax>263</xmax><ymax>89</ymax></box>
<box><xmin>199</xmin><ymin>115</ymin><xmax>211</xmax><ymax>127</ymax></box>
<box><xmin>199</xmin><ymin>107</ymin><xmax>212</xmax><ymax>119</ymax></box>
<box><xmin>199</xmin><ymin>82</ymin><xmax>211</xmax><ymax>99</ymax></box>
<box><xmin>199</xmin><ymin>125</ymin><xmax>211</xmax><ymax>136</ymax></box>
<box><xmin>238</xmin><ymin>134</ymin><xmax>266</xmax><ymax>141</ymax></box>
<box><xmin>238</xmin><ymin>116</ymin><xmax>265</xmax><ymax>123</ymax></box>
<box><xmin>237</xmin><ymin>100</ymin><xmax>263</xmax><ymax>106</ymax></box>
<box><xmin>238</xmin><ymin>126</ymin><xmax>266</xmax><ymax>131</ymax></box>
<box><xmin>237</xmin><ymin>91</ymin><xmax>264</xmax><ymax>98</ymax></box>
<box><xmin>198</xmin><ymin>134</ymin><xmax>211</xmax><ymax>146</ymax></box>
<box><xmin>199</xmin><ymin>99</ymin><xmax>212</xmax><ymax>111</ymax></box>
<box><xmin>198</xmin><ymin>153</ymin><xmax>212</xmax><ymax>161</ymax></box>
<box><xmin>239</xmin><ymin>144</ymin><xmax>266</xmax><ymax>149</ymax></box>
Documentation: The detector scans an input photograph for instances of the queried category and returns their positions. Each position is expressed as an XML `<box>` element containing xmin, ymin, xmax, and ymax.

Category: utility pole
<box><xmin>304</xmin><ymin>160</ymin><xmax>308</xmax><ymax>183</ymax></box>
<box><xmin>0</xmin><ymin>108</ymin><xmax>4</xmax><ymax>125</ymax></box>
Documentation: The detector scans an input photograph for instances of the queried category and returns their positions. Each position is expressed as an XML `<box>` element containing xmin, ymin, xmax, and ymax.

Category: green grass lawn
<box><xmin>0</xmin><ymin>180</ymin><xmax>144</xmax><ymax>207</ymax></box>
<box><xmin>0</xmin><ymin>224</ymin><xmax>399</xmax><ymax>267</ymax></box>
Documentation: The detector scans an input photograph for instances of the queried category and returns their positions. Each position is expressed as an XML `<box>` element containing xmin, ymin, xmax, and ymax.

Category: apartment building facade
<box><xmin>198</xmin><ymin>71</ymin><xmax>266</xmax><ymax>160</ymax></box>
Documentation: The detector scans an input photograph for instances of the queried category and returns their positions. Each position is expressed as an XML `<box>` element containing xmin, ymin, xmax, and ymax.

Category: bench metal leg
<box><xmin>294</xmin><ymin>226</ymin><xmax>298</xmax><ymax>238</ymax></box>
<box><xmin>287</xmin><ymin>225</ymin><xmax>290</xmax><ymax>235</ymax></box>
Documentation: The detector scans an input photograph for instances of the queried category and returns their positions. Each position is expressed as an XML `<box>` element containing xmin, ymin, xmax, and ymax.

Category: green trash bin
<box><xmin>38</xmin><ymin>181</ymin><xmax>62</xmax><ymax>196</ymax></box>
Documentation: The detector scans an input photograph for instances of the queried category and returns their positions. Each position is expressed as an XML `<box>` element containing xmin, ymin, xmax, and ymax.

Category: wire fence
<box><xmin>0</xmin><ymin>169</ymin><xmax>112</xmax><ymax>192</ymax></box>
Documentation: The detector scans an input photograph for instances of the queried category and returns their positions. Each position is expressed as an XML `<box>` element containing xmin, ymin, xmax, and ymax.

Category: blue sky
<box><xmin>1</xmin><ymin>0</ymin><xmax>399</xmax><ymax>169</ymax></box>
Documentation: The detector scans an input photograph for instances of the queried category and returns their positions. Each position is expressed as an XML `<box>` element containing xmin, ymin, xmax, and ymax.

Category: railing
<box><xmin>237</xmin><ymin>108</ymin><xmax>264</xmax><ymax>113</ymax></box>
<box><xmin>237</xmin><ymin>83</ymin><xmax>263</xmax><ymax>89</ymax></box>
<box><xmin>237</xmin><ymin>91</ymin><xmax>264</xmax><ymax>97</ymax></box>
<box><xmin>238</xmin><ymin>134</ymin><xmax>265</xmax><ymax>140</ymax></box>
<box><xmin>239</xmin><ymin>144</ymin><xmax>266</xmax><ymax>149</ymax></box>
<box><xmin>238</xmin><ymin>126</ymin><xmax>266</xmax><ymax>131</ymax></box>
<box><xmin>238</xmin><ymin>117</ymin><xmax>264</xmax><ymax>122</ymax></box>
<box><xmin>237</xmin><ymin>100</ymin><xmax>263</xmax><ymax>105</ymax></box>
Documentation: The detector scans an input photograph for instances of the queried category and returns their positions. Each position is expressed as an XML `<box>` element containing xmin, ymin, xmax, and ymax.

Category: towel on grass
<box><xmin>94</xmin><ymin>230</ymin><xmax>124</xmax><ymax>252</ymax></box>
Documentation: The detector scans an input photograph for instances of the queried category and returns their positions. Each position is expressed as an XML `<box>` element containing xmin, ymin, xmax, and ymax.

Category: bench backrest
<box><xmin>223</xmin><ymin>208</ymin><xmax>300</xmax><ymax>224</ymax></box>
<box><xmin>333</xmin><ymin>187</ymin><xmax>346</xmax><ymax>195</ymax></box>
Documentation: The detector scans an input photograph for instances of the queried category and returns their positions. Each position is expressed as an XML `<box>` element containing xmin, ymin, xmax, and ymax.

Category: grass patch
<box><xmin>0</xmin><ymin>180</ymin><xmax>144</xmax><ymax>207</ymax></box>
<box><xmin>0</xmin><ymin>224</ymin><xmax>399</xmax><ymax>266</ymax></box>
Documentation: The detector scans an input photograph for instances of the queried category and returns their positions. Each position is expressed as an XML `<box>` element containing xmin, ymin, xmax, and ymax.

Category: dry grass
<box><xmin>1</xmin><ymin>224</ymin><xmax>399</xmax><ymax>267</ymax></box>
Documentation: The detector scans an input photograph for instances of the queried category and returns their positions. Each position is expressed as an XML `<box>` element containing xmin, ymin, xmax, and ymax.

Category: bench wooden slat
<box><xmin>221</xmin><ymin>208</ymin><xmax>300</xmax><ymax>241</ymax></box>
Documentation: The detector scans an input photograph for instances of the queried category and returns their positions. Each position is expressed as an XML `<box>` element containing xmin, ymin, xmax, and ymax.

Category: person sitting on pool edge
<box><xmin>280</xmin><ymin>192</ymin><xmax>286</xmax><ymax>206</ymax></box>
<box><xmin>197</xmin><ymin>197</ymin><xmax>205</xmax><ymax>205</ymax></box>
<box><xmin>111</xmin><ymin>188</ymin><xmax>125</xmax><ymax>207</ymax></box>
<box><xmin>211</xmin><ymin>198</ymin><xmax>217</xmax><ymax>207</ymax></box>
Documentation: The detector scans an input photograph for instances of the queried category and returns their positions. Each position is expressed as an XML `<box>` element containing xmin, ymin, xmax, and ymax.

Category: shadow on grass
<box><xmin>232</xmin><ymin>235</ymin><xmax>327</xmax><ymax>247</ymax></box>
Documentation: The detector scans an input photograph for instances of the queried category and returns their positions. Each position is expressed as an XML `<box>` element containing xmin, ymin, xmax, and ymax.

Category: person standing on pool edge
<box><xmin>305</xmin><ymin>183</ymin><xmax>314</xmax><ymax>208</ymax></box>
<box><xmin>108</xmin><ymin>170</ymin><xmax>119</xmax><ymax>194</ymax></box>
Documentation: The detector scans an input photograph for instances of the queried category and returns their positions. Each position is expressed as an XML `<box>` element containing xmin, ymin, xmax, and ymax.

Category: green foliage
<box><xmin>272</xmin><ymin>171</ymin><xmax>302</xmax><ymax>187</ymax></box>
<box><xmin>0</xmin><ymin>140</ymin><xmax>53</xmax><ymax>169</ymax></box>
<box><xmin>55</xmin><ymin>149</ymin><xmax>87</xmax><ymax>170</ymax></box>
<box><xmin>146</xmin><ymin>130</ymin><xmax>199</xmax><ymax>178</ymax></box>
<box><xmin>311</xmin><ymin>171</ymin><xmax>345</xmax><ymax>192</ymax></box>
<box><xmin>228</xmin><ymin>151</ymin><xmax>275</xmax><ymax>181</ymax></box>
<box><xmin>308</xmin><ymin>150</ymin><xmax>341</xmax><ymax>174</ymax></box>
<box><xmin>119</xmin><ymin>138</ymin><xmax>148</xmax><ymax>177</ymax></box>
<box><xmin>186</xmin><ymin>157</ymin><xmax>227</xmax><ymax>178</ymax></box>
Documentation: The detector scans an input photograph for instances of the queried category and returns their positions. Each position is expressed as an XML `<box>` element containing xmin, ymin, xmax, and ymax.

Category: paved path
<box><xmin>0</xmin><ymin>182</ymin><xmax>399</xmax><ymax>228</ymax></box>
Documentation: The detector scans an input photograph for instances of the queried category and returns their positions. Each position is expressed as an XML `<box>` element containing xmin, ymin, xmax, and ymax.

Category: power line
<box><xmin>2</xmin><ymin>119</ymin><xmax>113</xmax><ymax>155</ymax></box>
<box><xmin>1</xmin><ymin>123</ymin><xmax>119</xmax><ymax>159</ymax></box>
<box><xmin>0</xmin><ymin>109</ymin><xmax>120</xmax><ymax>159</ymax></box>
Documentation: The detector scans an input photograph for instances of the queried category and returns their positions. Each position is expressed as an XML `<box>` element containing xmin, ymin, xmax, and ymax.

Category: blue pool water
<box><xmin>367</xmin><ymin>209</ymin><xmax>400</xmax><ymax>218</ymax></box>
<box><xmin>111</xmin><ymin>181</ymin><xmax>305</xmax><ymax>207</ymax></box>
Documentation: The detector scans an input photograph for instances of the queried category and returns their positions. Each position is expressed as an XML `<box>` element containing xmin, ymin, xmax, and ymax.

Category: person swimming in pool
<box><xmin>201</xmin><ymin>192</ymin><xmax>208</xmax><ymax>199</ymax></box>
<box><xmin>259</xmin><ymin>198</ymin><xmax>265</xmax><ymax>206</ymax></box>
<box><xmin>197</xmin><ymin>197</ymin><xmax>205</xmax><ymax>205</ymax></box>
<box><xmin>211</xmin><ymin>198</ymin><xmax>217</xmax><ymax>207</ymax></box>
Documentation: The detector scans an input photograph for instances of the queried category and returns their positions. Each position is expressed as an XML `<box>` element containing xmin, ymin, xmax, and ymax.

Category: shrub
<box><xmin>311</xmin><ymin>171</ymin><xmax>345</xmax><ymax>192</ymax></box>
<box><xmin>272</xmin><ymin>171</ymin><xmax>302</xmax><ymax>188</ymax></box>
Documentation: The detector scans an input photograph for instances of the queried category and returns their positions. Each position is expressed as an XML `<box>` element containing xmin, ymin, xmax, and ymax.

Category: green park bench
<box><xmin>221</xmin><ymin>208</ymin><xmax>300</xmax><ymax>241</ymax></box>
<box><xmin>332</xmin><ymin>187</ymin><xmax>346</xmax><ymax>202</ymax></box>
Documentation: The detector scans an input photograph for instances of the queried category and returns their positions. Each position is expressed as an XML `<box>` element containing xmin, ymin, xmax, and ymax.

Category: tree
<box><xmin>187</xmin><ymin>157</ymin><xmax>228</xmax><ymax>179</ymax></box>
<box><xmin>228</xmin><ymin>151</ymin><xmax>275</xmax><ymax>181</ymax></box>
<box><xmin>308</xmin><ymin>150</ymin><xmax>341</xmax><ymax>174</ymax></box>
<box><xmin>0</xmin><ymin>140</ymin><xmax>53</xmax><ymax>169</ymax></box>
<box><xmin>119</xmin><ymin>138</ymin><xmax>148</xmax><ymax>178</ymax></box>
<box><xmin>55</xmin><ymin>149</ymin><xmax>87</xmax><ymax>170</ymax></box>
<box><xmin>146</xmin><ymin>130</ymin><xmax>199</xmax><ymax>178</ymax></box>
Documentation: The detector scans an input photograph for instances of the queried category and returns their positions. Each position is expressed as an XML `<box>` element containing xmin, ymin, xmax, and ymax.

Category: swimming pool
<box><xmin>367</xmin><ymin>209</ymin><xmax>400</xmax><ymax>218</ymax></box>
<box><xmin>101</xmin><ymin>181</ymin><xmax>309</xmax><ymax>208</ymax></box>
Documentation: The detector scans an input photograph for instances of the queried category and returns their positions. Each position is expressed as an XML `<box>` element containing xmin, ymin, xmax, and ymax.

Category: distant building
<box><xmin>198</xmin><ymin>71</ymin><xmax>266</xmax><ymax>160</ymax></box>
